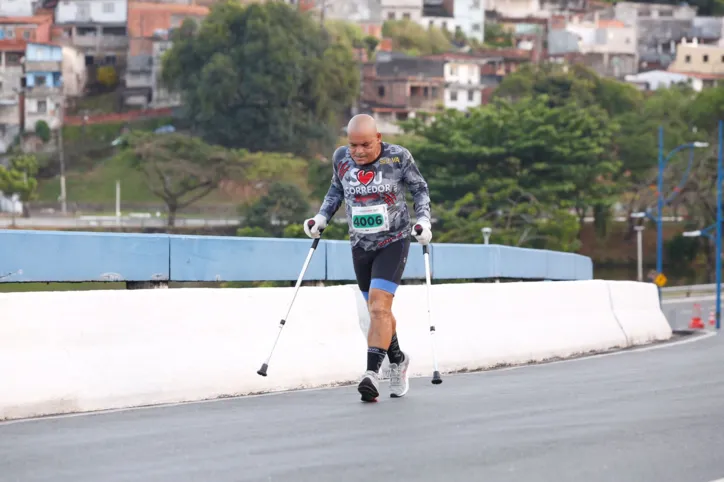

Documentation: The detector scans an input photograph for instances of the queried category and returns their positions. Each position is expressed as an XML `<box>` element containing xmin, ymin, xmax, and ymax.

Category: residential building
<box><xmin>475</xmin><ymin>48</ymin><xmax>536</xmax><ymax>102</ymax></box>
<box><xmin>53</xmin><ymin>0</ymin><xmax>129</xmax><ymax>69</ymax></box>
<box><xmin>235</xmin><ymin>0</ymin><xmax>314</xmax><ymax>8</ymax></box>
<box><xmin>624</xmin><ymin>69</ymin><xmax>704</xmax><ymax>92</ymax></box>
<box><xmin>614</xmin><ymin>2</ymin><xmax>697</xmax><ymax>70</ymax></box>
<box><xmin>359</xmin><ymin>53</ymin><xmax>445</xmax><ymax>134</ymax></box>
<box><xmin>548</xmin><ymin>16</ymin><xmax>637</xmax><ymax>77</ymax></box>
<box><xmin>126</xmin><ymin>1</ymin><xmax>208</xmax><ymax>50</ymax></box>
<box><xmin>0</xmin><ymin>14</ymin><xmax>53</xmax><ymax>44</ymax></box>
<box><xmin>123</xmin><ymin>3</ymin><xmax>208</xmax><ymax>108</ymax></box>
<box><xmin>23</xmin><ymin>42</ymin><xmax>63</xmax><ymax>132</ymax></box>
<box><xmin>455</xmin><ymin>0</ymin><xmax>484</xmax><ymax>42</ymax></box>
<box><xmin>381</xmin><ymin>0</ymin><xmax>424</xmax><ymax>23</ymax></box>
<box><xmin>317</xmin><ymin>0</ymin><xmax>383</xmax><ymax>38</ymax></box>
<box><xmin>124</xmin><ymin>34</ymin><xmax>179</xmax><ymax>107</ymax></box>
<box><xmin>0</xmin><ymin>40</ymin><xmax>25</xmax><ymax>153</ymax></box>
<box><xmin>668</xmin><ymin>37</ymin><xmax>724</xmax><ymax>87</ymax></box>
<box><xmin>62</xmin><ymin>45</ymin><xmax>88</xmax><ymax>97</ymax></box>
<box><xmin>496</xmin><ymin>15</ymin><xmax>547</xmax><ymax>51</ymax></box>
<box><xmin>423</xmin><ymin>53</ymin><xmax>487</xmax><ymax>110</ymax></box>
<box><xmin>692</xmin><ymin>16</ymin><xmax>724</xmax><ymax>46</ymax></box>
<box><xmin>420</xmin><ymin>0</ymin><xmax>455</xmax><ymax>34</ymax></box>
<box><xmin>0</xmin><ymin>0</ymin><xmax>34</xmax><ymax>17</ymax></box>
<box><xmin>486</xmin><ymin>0</ymin><xmax>540</xmax><ymax>19</ymax></box>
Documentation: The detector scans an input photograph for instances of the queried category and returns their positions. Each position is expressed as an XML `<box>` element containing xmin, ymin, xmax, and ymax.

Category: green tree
<box><xmin>482</xmin><ymin>22</ymin><xmax>514</xmax><ymax>48</ymax></box>
<box><xmin>382</xmin><ymin>19</ymin><xmax>452</xmax><ymax>56</ymax></box>
<box><xmin>34</xmin><ymin>121</ymin><xmax>51</xmax><ymax>143</ymax></box>
<box><xmin>96</xmin><ymin>65</ymin><xmax>118</xmax><ymax>90</ymax></box>
<box><xmin>162</xmin><ymin>2</ymin><xmax>360</xmax><ymax>157</ymax></box>
<box><xmin>363</xmin><ymin>35</ymin><xmax>380</xmax><ymax>59</ymax></box>
<box><xmin>239</xmin><ymin>181</ymin><xmax>310</xmax><ymax>237</ymax></box>
<box><xmin>493</xmin><ymin>63</ymin><xmax>643</xmax><ymax>117</ymax></box>
<box><xmin>324</xmin><ymin>20</ymin><xmax>364</xmax><ymax>48</ymax></box>
<box><xmin>0</xmin><ymin>153</ymin><xmax>39</xmax><ymax>219</ymax></box>
<box><xmin>689</xmin><ymin>85</ymin><xmax>724</xmax><ymax>131</ymax></box>
<box><xmin>401</xmin><ymin>95</ymin><xmax>619</xmax><ymax>241</ymax></box>
<box><xmin>123</xmin><ymin>131</ymin><xmax>248</xmax><ymax>227</ymax></box>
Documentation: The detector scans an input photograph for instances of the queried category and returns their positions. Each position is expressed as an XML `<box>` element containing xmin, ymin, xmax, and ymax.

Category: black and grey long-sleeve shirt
<box><xmin>317</xmin><ymin>142</ymin><xmax>432</xmax><ymax>251</ymax></box>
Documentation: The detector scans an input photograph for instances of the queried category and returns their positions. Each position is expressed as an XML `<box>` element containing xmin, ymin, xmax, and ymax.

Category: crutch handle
<box><xmin>307</xmin><ymin>219</ymin><xmax>325</xmax><ymax>249</ymax></box>
<box><xmin>413</xmin><ymin>224</ymin><xmax>429</xmax><ymax>254</ymax></box>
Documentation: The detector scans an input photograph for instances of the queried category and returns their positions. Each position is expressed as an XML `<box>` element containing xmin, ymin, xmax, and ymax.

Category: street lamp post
<box><xmin>634</xmin><ymin>225</ymin><xmax>644</xmax><ymax>282</ymax></box>
<box><xmin>679</xmin><ymin>120</ymin><xmax>723</xmax><ymax>330</ymax></box>
<box><xmin>631</xmin><ymin>212</ymin><xmax>647</xmax><ymax>282</ymax></box>
<box><xmin>656</xmin><ymin>125</ymin><xmax>709</xmax><ymax>280</ymax></box>
<box><xmin>482</xmin><ymin>227</ymin><xmax>491</xmax><ymax>245</ymax></box>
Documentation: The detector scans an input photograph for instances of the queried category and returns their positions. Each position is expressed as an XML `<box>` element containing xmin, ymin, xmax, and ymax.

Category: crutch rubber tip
<box><xmin>432</xmin><ymin>371</ymin><xmax>442</xmax><ymax>384</ymax></box>
<box><xmin>257</xmin><ymin>363</ymin><xmax>269</xmax><ymax>377</ymax></box>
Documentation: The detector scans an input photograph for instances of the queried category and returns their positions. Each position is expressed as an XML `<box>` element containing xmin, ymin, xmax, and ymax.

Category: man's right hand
<box><xmin>303</xmin><ymin>214</ymin><xmax>327</xmax><ymax>238</ymax></box>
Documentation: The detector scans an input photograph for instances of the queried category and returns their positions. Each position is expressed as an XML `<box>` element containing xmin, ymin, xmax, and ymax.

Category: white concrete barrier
<box><xmin>0</xmin><ymin>286</ymin><xmax>367</xmax><ymax>420</ymax></box>
<box><xmin>357</xmin><ymin>280</ymin><xmax>663</xmax><ymax>378</ymax></box>
<box><xmin>0</xmin><ymin>280</ymin><xmax>671</xmax><ymax>420</ymax></box>
<box><xmin>606</xmin><ymin>280</ymin><xmax>672</xmax><ymax>344</ymax></box>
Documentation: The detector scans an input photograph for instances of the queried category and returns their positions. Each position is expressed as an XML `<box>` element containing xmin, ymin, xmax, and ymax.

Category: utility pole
<box><xmin>58</xmin><ymin>97</ymin><xmax>67</xmax><ymax>214</ymax></box>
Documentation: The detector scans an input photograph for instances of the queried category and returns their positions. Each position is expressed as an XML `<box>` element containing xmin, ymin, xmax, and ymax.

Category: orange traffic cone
<box><xmin>709</xmin><ymin>309</ymin><xmax>716</xmax><ymax>327</ymax></box>
<box><xmin>689</xmin><ymin>303</ymin><xmax>705</xmax><ymax>329</ymax></box>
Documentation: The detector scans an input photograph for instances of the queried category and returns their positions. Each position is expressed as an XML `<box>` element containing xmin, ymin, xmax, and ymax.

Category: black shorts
<box><xmin>352</xmin><ymin>238</ymin><xmax>410</xmax><ymax>301</ymax></box>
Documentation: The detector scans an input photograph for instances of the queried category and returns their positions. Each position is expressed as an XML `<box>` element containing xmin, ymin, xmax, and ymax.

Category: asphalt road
<box><xmin>1</xmin><ymin>331</ymin><xmax>723</xmax><ymax>482</ymax></box>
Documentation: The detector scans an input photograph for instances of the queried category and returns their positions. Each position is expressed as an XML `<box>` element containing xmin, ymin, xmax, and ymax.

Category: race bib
<box><xmin>351</xmin><ymin>204</ymin><xmax>389</xmax><ymax>234</ymax></box>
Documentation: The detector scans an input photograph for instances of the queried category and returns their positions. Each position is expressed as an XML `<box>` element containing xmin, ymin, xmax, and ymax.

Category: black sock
<box><xmin>388</xmin><ymin>333</ymin><xmax>404</xmax><ymax>365</ymax></box>
<box><xmin>367</xmin><ymin>347</ymin><xmax>387</xmax><ymax>373</ymax></box>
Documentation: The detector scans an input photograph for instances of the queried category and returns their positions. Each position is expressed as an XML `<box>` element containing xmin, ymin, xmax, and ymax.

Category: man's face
<box><xmin>348</xmin><ymin>130</ymin><xmax>381</xmax><ymax>165</ymax></box>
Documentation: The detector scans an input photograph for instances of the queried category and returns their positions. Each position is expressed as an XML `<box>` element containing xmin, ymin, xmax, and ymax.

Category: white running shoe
<box><xmin>357</xmin><ymin>370</ymin><xmax>380</xmax><ymax>402</ymax></box>
<box><xmin>389</xmin><ymin>352</ymin><xmax>410</xmax><ymax>398</ymax></box>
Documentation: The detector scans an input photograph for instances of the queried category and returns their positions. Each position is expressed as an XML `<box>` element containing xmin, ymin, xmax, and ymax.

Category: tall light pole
<box><xmin>716</xmin><ymin>120</ymin><xmax>722</xmax><ymax>330</ymax></box>
<box><xmin>656</xmin><ymin>125</ymin><xmax>709</xmax><ymax>279</ymax></box>
<box><xmin>58</xmin><ymin>97</ymin><xmax>67</xmax><ymax>214</ymax></box>
<box><xmin>679</xmin><ymin>120</ymin><xmax>723</xmax><ymax>330</ymax></box>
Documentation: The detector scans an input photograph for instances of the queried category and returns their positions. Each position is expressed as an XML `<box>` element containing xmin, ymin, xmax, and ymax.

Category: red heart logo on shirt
<box><xmin>357</xmin><ymin>170</ymin><xmax>375</xmax><ymax>186</ymax></box>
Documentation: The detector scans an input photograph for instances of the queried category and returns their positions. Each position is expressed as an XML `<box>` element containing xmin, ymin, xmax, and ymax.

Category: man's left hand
<box><xmin>413</xmin><ymin>219</ymin><xmax>432</xmax><ymax>245</ymax></box>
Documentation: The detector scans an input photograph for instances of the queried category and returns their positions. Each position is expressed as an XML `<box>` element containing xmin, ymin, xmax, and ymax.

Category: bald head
<box><xmin>347</xmin><ymin>114</ymin><xmax>378</xmax><ymax>136</ymax></box>
<box><xmin>347</xmin><ymin>114</ymin><xmax>382</xmax><ymax>165</ymax></box>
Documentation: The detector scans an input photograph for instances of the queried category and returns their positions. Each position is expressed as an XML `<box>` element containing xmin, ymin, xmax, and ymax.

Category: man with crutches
<box><xmin>303</xmin><ymin>114</ymin><xmax>433</xmax><ymax>402</ymax></box>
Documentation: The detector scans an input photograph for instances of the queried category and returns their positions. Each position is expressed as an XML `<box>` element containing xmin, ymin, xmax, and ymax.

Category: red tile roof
<box><xmin>128</xmin><ymin>1</ymin><xmax>209</xmax><ymax>38</ymax></box>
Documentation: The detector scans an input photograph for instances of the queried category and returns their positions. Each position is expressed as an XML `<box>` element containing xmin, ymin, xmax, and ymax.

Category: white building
<box><xmin>0</xmin><ymin>50</ymin><xmax>23</xmax><ymax>153</ymax></box>
<box><xmin>55</xmin><ymin>0</ymin><xmax>128</xmax><ymax>24</ymax></box>
<box><xmin>62</xmin><ymin>46</ymin><xmax>88</xmax><ymax>98</ymax></box>
<box><xmin>0</xmin><ymin>0</ymin><xmax>34</xmax><ymax>17</ymax></box>
<box><xmin>434</xmin><ymin>55</ymin><xmax>484</xmax><ymax>111</ymax></box>
<box><xmin>624</xmin><ymin>70</ymin><xmax>704</xmax><ymax>92</ymax></box>
<box><xmin>54</xmin><ymin>0</ymin><xmax>129</xmax><ymax>65</ymax></box>
<box><xmin>381</xmin><ymin>0</ymin><xmax>424</xmax><ymax>22</ymax></box>
<box><xmin>454</xmin><ymin>0</ymin><xmax>484</xmax><ymax>42</ymax></box>
<box><xmin>486</xmin><ymin>0</ymin><xmax>540</xmax><ymax>18</ymax></box>
<box><xmin>420</xmin><ymin>0</ymin><xmax>456</xmax><ymax>34</ymax></box>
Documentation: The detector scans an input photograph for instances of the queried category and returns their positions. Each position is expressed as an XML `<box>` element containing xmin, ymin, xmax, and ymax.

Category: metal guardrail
<box><xmin>661</xmin><ymin>284</ymin><xmax>718</xmax><ymax>297</ymax></box>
